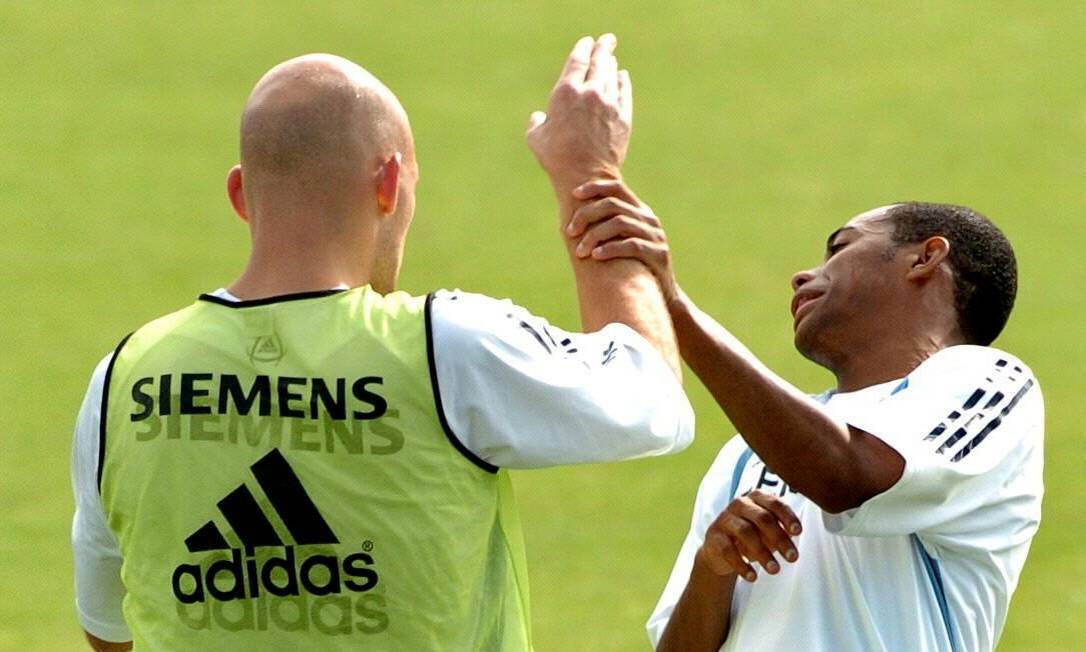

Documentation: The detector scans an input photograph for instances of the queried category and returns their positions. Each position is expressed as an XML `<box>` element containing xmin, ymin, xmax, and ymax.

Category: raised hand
<box><xmin>526</xmin><ymin>34</ymin><xmax>633</xmax><ymax>193</ymax></box>
<box><xmin>566</xmin><ymin>179</ymin><xmax>679</xmax><ymax>303</ymax></box>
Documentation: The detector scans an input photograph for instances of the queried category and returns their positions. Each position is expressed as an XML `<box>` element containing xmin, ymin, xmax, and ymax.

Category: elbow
<box><xmin>639</xmin><ymin>387</ymin><xmax>695</xmax><ymax>457</ymax></box>
<box><xmin>794</xmin><ymin>478</ymin><xmax>869</xmax><ymax>514</ymax></box>
<box><xmin>664</xmin><ymin>401</ymin><xmax>696</xmax><ymax>454</ymax></box>
<box><xmin>804</xmin><ymin>427</ymin><xmax>906</xmax><ymax>514</ymax></box>
<box><xmin>85</xmin><ymin>631</ymin><xmax>132</xmax><ymax>652</ymax></box>
<box><xmin>801</xmin><ymin>465</ymin><xmax>899</xmax><ymax>515</ymax></box>
<box><xmin>809</xmin><ymin>489</ymin><xmax>864</xmax><ymax>516</ymax></box>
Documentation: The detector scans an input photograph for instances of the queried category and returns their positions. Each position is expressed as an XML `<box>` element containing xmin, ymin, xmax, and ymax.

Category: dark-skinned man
<box><xmin>563</xmin><ymin>181</ymin><xmax>1042</xmax><ymax>652</ymax></box>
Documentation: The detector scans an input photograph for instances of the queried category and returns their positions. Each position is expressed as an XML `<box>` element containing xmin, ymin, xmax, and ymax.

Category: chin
<box><xmin>793</xmin><ymin>324</ymin><xmax>834</xmax><ymax>370</ymax></box>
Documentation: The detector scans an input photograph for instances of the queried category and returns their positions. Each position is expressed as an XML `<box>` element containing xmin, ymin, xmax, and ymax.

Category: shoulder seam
<box><xmin>424</xmin><ymin>292</ymin><xmax>499</xmax><ymax>474</ymax></box>
<box><xmin>97</xmin><ymin>332</ymin><xmax>135</xmax><ymax>493</ymax></box>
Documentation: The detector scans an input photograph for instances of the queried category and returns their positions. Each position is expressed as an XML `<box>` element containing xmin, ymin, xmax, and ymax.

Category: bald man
<box><xmin>71</xmin><ymin>41</ymin><xmax>692</xmax><ymax>651</ymax></box>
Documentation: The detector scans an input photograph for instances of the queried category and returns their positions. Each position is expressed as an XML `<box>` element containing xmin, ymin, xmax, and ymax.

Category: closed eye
<box><xmin>826</xmin><ymin>241</ymin><xmax>848</xmax><ymax>258</ymax></box>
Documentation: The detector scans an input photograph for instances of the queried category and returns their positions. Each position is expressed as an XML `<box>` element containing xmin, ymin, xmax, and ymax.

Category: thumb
<box><xmin>526</xmin><ymin>110</ymin><xmax>547</xmax><ymax>134</ymax></box>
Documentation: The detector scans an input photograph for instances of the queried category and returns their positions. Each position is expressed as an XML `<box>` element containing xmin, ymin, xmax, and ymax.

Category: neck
<box><xmin>830</xmin><ymin>329</ymin><xmax>959</xmax><ymax>393</ymax></box>
<box><xmin>228</xmin><ymin>215</ymin><xmax>377</xmax><ymax>300</ymax></box>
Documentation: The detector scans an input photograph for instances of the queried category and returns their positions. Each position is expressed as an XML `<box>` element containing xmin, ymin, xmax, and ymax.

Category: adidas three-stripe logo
<box><xmin>185</xmin><ymin>449</ymin><xmax>338</xmax><ymax>552</ymax></box>
<box><xmin>171</xmin><ymin>448</ymin><xmax>383</xmax><ymax>618</ymax></box>
<box><xmin>923</xmin><ymin>358</ymin><xmax>1034</xmax><ymax>462</ymax></box>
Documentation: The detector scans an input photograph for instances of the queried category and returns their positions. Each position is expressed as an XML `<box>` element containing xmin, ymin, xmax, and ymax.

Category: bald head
<box><xmin>239</xmin><ymin>54</ymin><xmax>414</xmax><ymax>207</ymax></box>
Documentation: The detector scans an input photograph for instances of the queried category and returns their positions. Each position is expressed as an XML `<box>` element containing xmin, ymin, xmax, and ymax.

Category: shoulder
<box><xmin>429</xmin><ymin>288</ymin><xmax>644</xmax><ymax>348</ymax></box>
<box><xmin>911</xmin><ymin>345</ymin><xmax>1035</xmax><ymax>385</ymax></box>
<box><xmin>78</xmin><ymin>354</ymin><xmax>115</xmax><ymax>415</ymax></box>
<box><xmin>428</xmin><ymin>289</ymin><xmax>525</xmax><ymax>328</ymax></box>
<box><xmin>90</xmin><ymin>352</ymin><xmax>114</xmax><ymax>386</ymax></box>
<box><xmin>905</xmin><ymin>345</ymin><xmax>1042</xmax><ymax>417</ymax></box>
<box><xmin>426</xmin><ymin>289</ymin><xmax>533</xmax><ymax>356</ymax></box>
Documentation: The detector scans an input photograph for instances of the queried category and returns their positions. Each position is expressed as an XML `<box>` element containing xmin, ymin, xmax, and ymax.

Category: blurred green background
<box><xmin>1</xmin><ymin>1</ymin><xmax>1082</xmax><ymax>649</ymax></box>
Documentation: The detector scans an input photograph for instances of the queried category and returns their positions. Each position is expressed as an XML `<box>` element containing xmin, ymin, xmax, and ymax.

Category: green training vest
<box><xmin>99</xmin><ymin>287</ymin><xmax>532</xmax><ymax>650</ymax></box>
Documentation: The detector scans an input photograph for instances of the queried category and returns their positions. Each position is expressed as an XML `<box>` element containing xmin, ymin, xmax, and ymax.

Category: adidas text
<box><xmin>172</xmin><ymin>545</ymin><xmax>378</xmax><ymax>604</ymax></box>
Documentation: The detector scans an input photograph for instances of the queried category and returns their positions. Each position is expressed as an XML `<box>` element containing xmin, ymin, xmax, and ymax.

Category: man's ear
<box><xmin>226</xmin><ymin>165</ymin><xmax>248</xmax><ymax>222</ymax></box>
<box><xmin>375</xmin><ymin>152</ymin><xmax>403</xmax><ymax>216</ymax></box>
<box><xmin>905</xmin><ymin>236</ymin><xmax>951</xmax><ymax>281</ymax></box>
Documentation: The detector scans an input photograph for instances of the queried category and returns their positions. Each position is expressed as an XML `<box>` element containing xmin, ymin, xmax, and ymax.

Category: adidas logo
<box><xmin>601</xmin><ymin>341</ymin><xmax>618</xmax><ymax>366</ymax></box>
<box><xmin>248</xmin><ymin>335</ymin><xmax>284</xmax><ymax>364</ymax></box>
<box><xmin>172</xmin><ymin>449</ymin><xmax>379</xmax><ymax>605</ymax></box>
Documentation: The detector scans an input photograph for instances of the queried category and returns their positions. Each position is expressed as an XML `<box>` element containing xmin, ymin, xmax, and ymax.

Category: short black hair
<box><xmin>885</xmin><ymin>202</ymin><xmax>1017</xmax><ymax>346</ymax></box>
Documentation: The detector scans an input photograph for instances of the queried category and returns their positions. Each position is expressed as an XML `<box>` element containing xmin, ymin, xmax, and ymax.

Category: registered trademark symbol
<box><xmin>362</xmin><ymin>540</ymin><xmax>374</xmax><ymax>552</ymax></box>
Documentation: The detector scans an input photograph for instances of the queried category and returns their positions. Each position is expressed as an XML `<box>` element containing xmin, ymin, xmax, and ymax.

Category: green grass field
<box><xmin>2</xmin><ymin>2</ymin><xmax>1083</xmax><ymax>649</ymax></box>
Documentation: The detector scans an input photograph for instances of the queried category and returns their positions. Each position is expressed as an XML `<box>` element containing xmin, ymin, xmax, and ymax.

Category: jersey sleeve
<box><xmin>428</xmin><ymin>290</ymin><xmax>694</xmax><ymax>469</ymax></box>
<box><xmin>821</xmin><ymin>346</ymin><xmax>1044</xmax><ymax>548</ymax></box>
<box><xmin>646</xmin><ymin>436</ymin><xmax>747</xmax><ymax>647</ymax></box>
<box><xmin>71</xmin><ymin>354</ymin><xmax>131</xmax><ymax>643</ymax></box>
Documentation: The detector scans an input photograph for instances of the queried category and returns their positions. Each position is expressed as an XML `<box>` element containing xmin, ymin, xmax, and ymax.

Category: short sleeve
<box><xmin>71</xmin><ymin>354</ymin><xmax>132</xmax><ymax>642</ymax></box>
<box><xmin>822</xmin><ymin>346</ymin><xmax>1044</xmax><ymax>547</ymax></box>
<box><xmin>428</xmin><ymin>290</ymin><xmax>694</xmax><ymax>469</ymax></box>
<box><xmin>646</xmin><ymin>436</ymin><xmax>747</xmax><ymax>647</ymax></box>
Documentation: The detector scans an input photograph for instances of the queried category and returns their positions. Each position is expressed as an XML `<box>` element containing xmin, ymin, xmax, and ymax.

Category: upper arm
<box><xmin>72</xmin><ymin>355</ymin><xmax>131</xmax><ymax>644</ymax></box>
<box><xmin>823</xmin><ymin>346</ymin><xmax>1044</xmax><ymax>543</ymax></box>
<box><xmin>430</xmin><ymin>290</ymin><xmax>694</xmax><ymax>469</ymax></box>
<box><xmin>836</xmin><ymin>423</ymin><xmax>907</xmax><ymax>511</ymax></box>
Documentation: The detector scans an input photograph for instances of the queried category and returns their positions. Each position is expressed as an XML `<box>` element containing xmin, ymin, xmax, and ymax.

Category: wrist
<box><xmin>694</xmin><ymin>545</ymin><xmax>738</xmax><ymax>582</ymax></box>
<box><xmin>546</xmin><ymin>166</ymin><xmax>623</xmax><ymax>199</ymax></box>
<box><xmin>665</xmin><ymin>284</ymin><xmax>689</xmax><ymax>315</ymax></box>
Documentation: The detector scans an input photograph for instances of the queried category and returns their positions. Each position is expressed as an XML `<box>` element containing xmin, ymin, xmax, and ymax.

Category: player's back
<box><xmin>98</xmin><ymin>286</ymin><xmax>530</xmax><ymax>651</ymax></box>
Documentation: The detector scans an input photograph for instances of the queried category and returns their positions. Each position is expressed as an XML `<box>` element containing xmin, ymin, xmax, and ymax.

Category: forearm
<box><xmin>657</xmin><ymin>552</ymin><xmax>737</xmax><ymax>652</ymax></box>
<box><xmin>555</xmin><ymin>188</ymin><xmax>681</xmax><ymax>377</ymax></box>
<box><xmin>668</xmin><ymin>291</ymin><xmax>885</xmax><ymax>512</ymax></box>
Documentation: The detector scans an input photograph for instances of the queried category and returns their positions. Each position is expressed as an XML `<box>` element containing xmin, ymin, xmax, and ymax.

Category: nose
<box><xmin>791</xmin><ymin>269</ymin><xmax>815</xmax><ymax>291</ymax></box>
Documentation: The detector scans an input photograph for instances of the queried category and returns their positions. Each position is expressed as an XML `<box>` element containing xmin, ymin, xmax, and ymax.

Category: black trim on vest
<box><xmin>198</xmin><ymin>289</ymin><xmax>347</xmax><ymax>308</ymax></box>
<box><xmin>98</xmin><ymin>332</ymin><xmax>134</xmax><ymax>493</ymax></box>
<box><xmin>424</xmin><ymin>292</ymin><xmax>499</xmax><ymax>474</ymax></box>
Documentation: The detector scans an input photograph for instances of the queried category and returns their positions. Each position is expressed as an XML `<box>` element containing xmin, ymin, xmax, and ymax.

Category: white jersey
<box><xmin>72</xmin><ymin>288</ymin><xmax>694</xmax><ymax>642</ymax></box>
<box><xmin>647</xmin><ymin>345</ymin><xmax>1043</xmax><ymax>652</ymax></box>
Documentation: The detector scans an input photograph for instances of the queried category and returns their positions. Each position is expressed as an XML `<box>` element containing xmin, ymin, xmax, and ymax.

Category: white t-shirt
<box><xmin>647</xmin><ymin>345</ymin><xmax>1043</xmax><ymax>652</ymax></box>
<box><xmin>72</xmin><ymin>288</ymin><xmax>694</xmax><ymax>642</ymax></box>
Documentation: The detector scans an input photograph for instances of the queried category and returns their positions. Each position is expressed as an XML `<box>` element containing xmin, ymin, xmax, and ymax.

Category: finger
<box><xmin>568</xmin><ymin>196</ymin><xmax>658</xmax><ymax>237</ymax></box>
<box><xmin>525</xmin><ymin>111</ymin><xmax>547</xmax><ymax>134</ymax></box>
<box><xmin>617</xmin><ymin>69</ymin><xmax>633</xmax><ymax>124</ymax></box>
<box><xmin>746</xmin><ymin>491</ymin><xmax>803</xmax><ymax>536</ymax></box>
<box><xmin>599</xmin><ymin>54</ymin><xmax>616</xmax><ymax>99</ymax></box>
<box><xmin>558</xmin><ymin>36</ymin><xmax>595</xmax><ymax>86</ymax></box>
<box><xmin>746</xmin><ymin>491</ymin><xmax>802</xmax><ymax>562</ymax></box>
<box><xmin>720</xmin><ymin>512</ymin><xmax>780</xmax><ymax>575</ymax></box>
<box><xmin>589</xmin><ymin>237</ymin><xmax>666</xmax><ymax>265</ymax></box>
<box><xmin>703</xmin><ymin>530</ymin><xmax>756</xmax><ymax>582</ymax></box>
<box><xmin>584</xmin><ymin>33</ymin><xmax>617</xmax><ymax>84</ymax></box>
<box><xmin>575</xmin><ymin>215</ymin><xmax>659</xmax><ymax>257</ymax></box>
<box><xmin>572</xmin><ymin>179</ymin><xmax>642</xmax><ymax>205</ymax></box>
<box><xmin>597</xmin><ymin>53</ymin><xmax>619</xmax><ymax>100</ymax></box>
